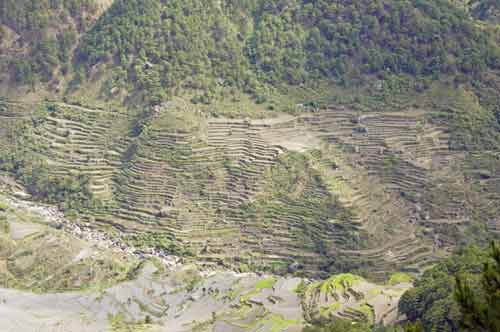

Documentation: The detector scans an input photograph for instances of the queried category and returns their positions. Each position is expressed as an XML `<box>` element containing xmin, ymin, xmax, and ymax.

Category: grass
<box><xmin>358</xmin><ymin>303</ymin><xmax>375</xmax><ymax>322</ymax></box>
<box><xmin>0</xmin><ymin>216</ymin><xmax>9</xmax><ymax>234</ymax></box>
<box><xmin>240</xmin><ymin>277</ymin><xmax>277</xmax><ymax>303</ymax></box>
<box><xmin>183</xmin><ymin>89</ymin><xmax>278</xmax><ymax>119</ymax></box>
<box><xmin>425</xmin><ymin>82</ymin><xmax>500</xmax><ymax>150</ymax></box>
<box><xmin>0</xmin><ymin>206</ymin><xmax>140</xmax><ymax>292</ymax></box>
<box><xmin>302</xmin><ymin>273</ymin><xmax>366</xmax><ymax>321</ymax></box>
<box><xmin>240</xmin><ymin>289</ymin><xmax>261</xmax><ymax>303</ymax></box>
<box><xmin>293</xmin><ymin>279</ymin><xmax>308</xmax><ymax>296</ymax></box>
<box><xmin>0</xmin><ymin>202</ymin><xmax>9</xmax><ymax>211</ymax></box>
<box><xmin>217</xmin><ymin>304</ymin><xmax>300</xmax><ymax>332</ymax></box>
<box><xmin>388</xmin><ymin>272</ymin><xmax>414</xmax><ymax>285</ymax></box>
<box><xmin>256</xmin><ymin>277</ymin><xmax>277</xmax><ymax>290</ymax></box>
<box><xmin>108</xmin><ymin>313</ymin><xmax>153</xmax><ymax>332</ymax></box>
<box><xmin>368</xmin><ymin>287</ymin><xmax>382</xmax><ymax>296</ymax></box>
<box><xmin>263</xmin><ymin>313</ymin><xmax>300</xmax><ymax>332</ymax></box>
<box><xmin>319</xmin><ymin>303</ymin><xmax>342</xmax><ymax>317</ymax></box>
<box><xmin>317</xmin><ymin>273</ymin><xmax>364</xmax><ymax>296</ymax></box>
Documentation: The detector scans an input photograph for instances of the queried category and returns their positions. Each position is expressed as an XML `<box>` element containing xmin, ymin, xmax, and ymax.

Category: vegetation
<box><xmin>0</xmin><ymin>204</ymin><xmax>139</xmax><ymax>292</ymax></box>
<box><xmin>123</xmin><ymin>232</ymin><xmax>193</xmax><ymax>257</ymax></box>
<box><xmin>2</xmin><ymin>1</ymin><xmax>499</xmax><ymax>108</ymax></box>
<box><xmin>77</xmin><ymin>0</ymin><xmax>500</xmax><ymax>91</ymax></box>
<box><xmin>108</xmin><ymin>313</ymin><xmax>153</xmax><ymax>332</ymax></box>
<box><xmin>0</xmin><ymin>137</ymin><xmax>94</xmax><ymax>212</ymax></box>
<box><xmin>236</xmin><ymin>151</ymin><xmax>358</xmax><ymax>272</ymax></box>
<box><xmin>455</xmin><ymin>242</ymin><xmax>500</xmax><ymax>332</ymax></box>
<box><xmin>399</xmin><ymin>242</ymin><xmax>500</xmax><ymax>332</ymax></box>
<box><xmin>0</xmin><ymin>104</ymin><xmax>95</xmax><ymax>212</ymax></box>
<box><xmin>300</xmin><ymin>243</ymin><xmax>500</xmax><ymax>332</ymax></box>
<box><xmin>426</xmin><ymin>84</ymin><xmax>500</xmax><ymax>150</ymax></box>
<box><xmin>458</xmin><ymin>0</ymin><xmax>500</xmax><ymax>23</ymax></box>
<box><xmin>0</xmin><ymin>0</ymin><xmax>100</xmax><ymax>85</ymax></box>
<box><xmin>388</xmin><ymin>273</ymin><xmax>414</xmax><ymax>285</ymax></box>
<box><xmin>0</xmin><ymin>2</ymin><xmax>499</xmax><ymax>331</ymax></box>
<box><xmin>302</xmin><ymin>318</ymin><xmax>376</xmax><ymax>332</ymax></box>
<box><xmin>255</xmin><ymin>277</ymin><xmax>277</xmax><ymax>290</ymax></box>
<box><xmin>1</xmin><ymin>0</ymin><xmax>499</xmax><ymax>147</ymax></box>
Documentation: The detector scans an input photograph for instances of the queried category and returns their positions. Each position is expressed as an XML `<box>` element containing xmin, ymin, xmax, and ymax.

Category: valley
<box><xmin>0</xmin><ymin>0</ymin><xmax>499</xmax><ymax>331</ymax></box>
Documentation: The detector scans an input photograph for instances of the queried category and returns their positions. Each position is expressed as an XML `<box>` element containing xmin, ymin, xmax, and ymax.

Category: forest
<box><xmin>76</xmin><ymin>0</ymin><xmax>500</xmax><ymax>99</ymax></box>
<box><xmin>2</xmin><ymin>0</ymin><xmax>499</xmax><ymax>100</ymax></box>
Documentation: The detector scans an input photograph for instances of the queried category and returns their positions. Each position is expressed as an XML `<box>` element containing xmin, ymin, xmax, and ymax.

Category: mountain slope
<box><xmin>0</xmin><ymin>0</ymin><xmax>499</xmax><ymax>280</ymax></box>
<box><xmin>0</xmin><ymin>0</ymin><xmax>114</xmax><ymax>100</ymax></box>
<box><xmin>73</xmin><ymin>0</ymin><xmax>500</xmax><ymax>104</ymax></box>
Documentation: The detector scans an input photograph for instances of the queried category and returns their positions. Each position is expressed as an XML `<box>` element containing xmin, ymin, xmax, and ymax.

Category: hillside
<box><xmin>0</xmin><ymin>196</ymin><xmax>413</xmax><ymax>331</ymax></box>
<box><xmin>0</xmin><ymin>0</ymin><xmax>499</xmax><ymax>276</ymax></box>
<box><xmin>2</xmin><ymin>1</ymin><xmax>500</xmax><ymax>107</ymax></box>
<box><xmin>0</xmin><ymin>1</ymin><xmax>499</xmax><ymax>331</ymax></box>
<box><xmin>0</xmin><ymin>0</ymin><xmax>113</xmax><ymax>96</ymax></box>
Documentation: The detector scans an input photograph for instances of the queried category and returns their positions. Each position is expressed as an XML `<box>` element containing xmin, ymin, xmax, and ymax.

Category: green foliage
<box><xmin>399</xmin><ymin>244</ymin><xmax>499</xmax><ymax>332</ymax></box>
<box><xmin>108</xmin><ymin>313</ymin><xmax>153</xmax><ymax>332</ymax></box>
<box><xmin>0</xmin><ymin>0</ymin><xmax>97</xmax><ymax>33</ymax></box>
<box><xmin>0</xmin><ymin>150</ymin><xmax>94</xmax><ymax>211</ymax></box>
<box><xmin>0</xmin><ymin>202</ymin><xmax>8</xmax><ymax>212</ymax></box>
<box><xmin>77</xmin><ymin>0</ymin><xmax>255</xmax><ymax>104</ymax></box>
<box><xmin>302</xmin><ymin>320</ymin><xmax>408</xmax><ymax>332</ymax></box>
<box><xmin>124</xmin><ymin>232</ymin><xmax>193</xmax><ymax>257</ymax></box>
<box><xmin>428</xmin><ymin>84</ymin><xmax>500</xmax><ymax>150</ymax></box>
<box><xmin>255</xmin><ymin>277</ymin><xmax>277</xmax><ymax>290</ymax></box>
<box><xmin>74</xmin><ymin>0</ymin><xmax>500</xmax><ymax>104</ymax></box>
<box><xmin>455</xmin><ymin>242</ymin><xmax>500</xmax><ymax>332</ymax></box>
<box><xmin>316</xmin><ymin>274</ymin><xmax>364</xmax><ymax>295</ymax></box>
<box><xmin>388</xmin><ymin>273</ymin><xmax>414</xmax><ymax>285</ymax></box>
<box><xmin>236</xmin><ymin>151</ymin><xmax>359</xmax><ymax>272</ymax></box>
<box><xmin>402</xmin><ymin>322</ymin><xmax>424</xmax><ymax>332</ymax></box>
<box><xmin>468</xmin><ymin>0</ymin><xmax>500</xmax><ymax>23</ymax></box>
<box><xmin>0</xmin><ymin>107</ymin><xmax>94</xmax><ymax>211</ymax></box>
<box><xmin>3</xmin><ymin>0</ymin><xmax>500</xmax><ymax>119</ymax></box>
<box><xmin>302</xmin><ymin>318</ymin><xmax>372</xmax><ymax>332</ymax></box>
<box><xmin>1</xmin><ymin>0</ymin><xmax>98</xmax><ymax>84</ymax></box>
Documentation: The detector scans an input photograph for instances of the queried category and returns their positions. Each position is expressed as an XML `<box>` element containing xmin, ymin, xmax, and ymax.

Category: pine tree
<box><xmin>455</xmin><ymin>242</ymin><xmax>500</xmax><ymax>332</ymax></box>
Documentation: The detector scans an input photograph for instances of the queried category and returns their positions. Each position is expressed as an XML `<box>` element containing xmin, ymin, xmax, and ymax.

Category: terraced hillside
<box><xmin>0</xmin><ymin>2</ymin><xmax>499</xmax><ymax>331</ymax></box>
<box><xmin>1</xmin><ymin>98</ymin><xmax>497</xmax><ymax>278</ymax></box>
<box><xmin>0</xmin><ymin>196</ymin><xmax>414</xmax><ymax>331</ymax></box>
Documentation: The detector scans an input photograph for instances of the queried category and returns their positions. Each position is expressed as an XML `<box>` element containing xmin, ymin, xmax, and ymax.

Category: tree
<box><xmin>455</xmin><ymin>242</ymin><xmax>500</xmax><ymax>332</ymax></box>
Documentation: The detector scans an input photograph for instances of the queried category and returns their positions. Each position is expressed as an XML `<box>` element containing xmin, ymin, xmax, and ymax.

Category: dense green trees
<box><xmin>455</xmin><ymin>242</ymin><xmax>500</xmax><ymax>332</ymax></box>
<box><xmin>3</xmin><ymin>0</ymin><xmax>500</xmax><ymax>105</ymax></box>
<box><xmin>3</xmin><ymin>0</ymin><xmax>499</xmax><ymax>95</ymax></box>
<box><xmin>399</xmin><ymin>243</ymin><xmax>500</xmax><ymax>332</ymax></box>
<box><xmin>2</xmin><ymin>0</ymin><xmax>499</xmax><ymax>146</ymax></box>
<box><xmin>75</xmin><ymin>0</ymin><xmax>500</xmax><ymax>103</ymax></box>
<box><xmin>76</xmin><ymin>0</ymin><xmax>256</xmax><ymax>103</ymax></box>
<box><xmin>0</xmin><ymin>0</ymin><xmax>98</xmax><ymax>83</ymax></box>
<box><xmin>0</xmin><ymin>0</ymin><xmax>97</xmax><ymax>32</ymax></box>
<box><xmin>469</xmin><ymin>0</ymin><xmax>500</xmax><ymax>22</ymax></box>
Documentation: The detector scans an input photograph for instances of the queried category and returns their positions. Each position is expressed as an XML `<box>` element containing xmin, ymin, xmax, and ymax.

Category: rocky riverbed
<box><xmin>1</xmin><ymin>194</ymin><xmax>182</xmax><ymax>268</ymax></box>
